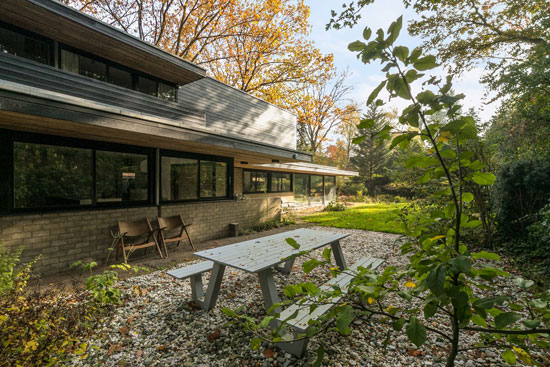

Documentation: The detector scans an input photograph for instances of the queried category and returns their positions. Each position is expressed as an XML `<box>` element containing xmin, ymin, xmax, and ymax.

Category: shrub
<box><xmin>492</xmin><ymin>159</ymin><xmax>550</xmax><ymax>238</ymax></box>
<box><xmin>0</xmin><ymin>249</ymin><xmax>94</xmax><ymax>367</ymax></box>
<box><xmin>324</xmin><ymin>201</ymin><xmax>346</xmax><ymax>212</ymax></box>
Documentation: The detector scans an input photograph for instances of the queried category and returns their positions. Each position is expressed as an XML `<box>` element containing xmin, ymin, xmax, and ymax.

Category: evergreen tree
<box><xmin>350</xmin><ymin>104</ymin><xmax>392</xmax><ymax>196</ymax></box>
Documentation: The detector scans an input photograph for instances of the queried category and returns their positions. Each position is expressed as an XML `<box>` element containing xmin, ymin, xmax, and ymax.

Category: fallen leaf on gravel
<box><xmin>135</xmin><ymin>350</ymin><xmax>143</xmax><ymax>358</ymax></box>
<box><xmin>408</xmin><ymin>349</ymin><xmax>424</xmax><ymax>357</ymax></box>
<box><xmin>227</xmin><ymin>293</ymin><xmax>237</xmax><ymax>299</ymax></box>
<box><xmin>118</xmin><ymin>326</ymin><xmax>129</xmax><ymax>335</ymax></box>
<box><xmin>156</xmin><ymin>345</ymin><xmax>167</xmax><ymax>352</ymax></box>
<box><xmin>127</xmin><ymin>315</ymin><xmax>135</xmax><ymax>324</ymax></box>
<box><xmin>263</xmin><ymin>349</ymin><xmax>275</xmax><ymax>358</ymax></box>
<box><xmin>208</xmin><ymin>328</ymin><xmax>221</xmax><ymax>343</ymax></box>
<box><xmin>108</xmin><ymin>343</ymin><xmax>122</xmax><ymax>356</ymax></box>
<box><xmin>188</xmin><ymin>301</ymin><xmax>199</xmax><ymax>309</ymax></box>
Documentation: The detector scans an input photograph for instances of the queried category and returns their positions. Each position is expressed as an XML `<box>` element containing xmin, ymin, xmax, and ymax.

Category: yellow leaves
<box><xmin>429</xmin><ymin>235</ymin><xmax>445</xmax><ymax>242</ymax></box>
<box><xmin>329</xmin><ymin>267</ymin><xmax>338</xmax><ymax>271</ymax></box>
<box><xmin>404</xmin><ymin>280</ymin><xmax>416</xmax><ymax>288</ymax></box>
<box><xmin>23</xmin><ymin>340</ymin><xmax>39</xmax><ymax>353</ymax></box>
<box><xmin>512</xmin><ymin>346</ymin><xmax>533</xmax><ymax>365</ymax></box>
<box><xmin>367</xmin><ymin>297</ymin><xmax>375</xmax><ymax>304</ymax></box>
<box><xmin>384</xmin><ymin>304</ymin><xmax>394</xmax><ymax>313</ymax></box>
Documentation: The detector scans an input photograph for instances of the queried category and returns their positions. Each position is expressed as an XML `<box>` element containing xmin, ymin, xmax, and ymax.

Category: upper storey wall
<box><xmin>178</xmin><ymin>78</ymin><xmax>297</xmax><ymax>150</ymax></box>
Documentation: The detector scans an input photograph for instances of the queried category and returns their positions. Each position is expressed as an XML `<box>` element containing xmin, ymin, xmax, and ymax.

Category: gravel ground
<box><xmin>69</xmin><ymin>227</ymin><xmax>548</xmax><ymax>367</ymax></box>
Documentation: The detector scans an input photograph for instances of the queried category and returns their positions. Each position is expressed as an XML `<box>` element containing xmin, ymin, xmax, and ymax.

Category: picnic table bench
<box><xmin>277</xmin><ymin>256</ymin><xmax>384</xmax><ymax>357</ymax></box>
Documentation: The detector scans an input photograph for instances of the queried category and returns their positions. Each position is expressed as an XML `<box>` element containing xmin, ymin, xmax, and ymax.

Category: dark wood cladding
<box><xmin>0</xmin><ymin>53</ymin><xmax>205</xmax><ymax>127</ymax></box>
<box><xmin>0</xmin><ymin>0</ymin><xmax>205</xmax><ymax>86</ymax></box>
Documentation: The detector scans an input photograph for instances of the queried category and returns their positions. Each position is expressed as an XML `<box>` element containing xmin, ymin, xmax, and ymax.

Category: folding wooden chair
<box><xmin>116</xmin><ymin>218</ymin><xmax>164</xmax><ymax>263</ymax></box>
<box><xmin>157</xmin><ymin>215</ymin><xmax>195</xmax><ymax>257</ymax></box>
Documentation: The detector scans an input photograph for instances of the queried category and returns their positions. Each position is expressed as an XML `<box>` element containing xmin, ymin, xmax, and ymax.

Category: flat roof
<box><xmin>0</xmin><ymin>0</ymin><xmax>206</xmax><ymax>85</ymax></box>
<box><xmin>245</xmin><ymin>162</ymin><xmax>358</xmax><ymax>176</ymax></box>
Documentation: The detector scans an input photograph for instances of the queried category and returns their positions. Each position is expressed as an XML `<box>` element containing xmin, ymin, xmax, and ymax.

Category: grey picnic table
<box><xmin>192</xmin><ymin>228</ymin><xmax>349</xmax><ymax>311</ymax></box>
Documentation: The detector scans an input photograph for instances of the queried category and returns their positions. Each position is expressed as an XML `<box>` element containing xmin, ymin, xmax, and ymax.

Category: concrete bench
<box><xmin>277</xmin><ymin>257</ymin><xmax>384</xmax><ymax>357</ymax></box>
<box><xmin>167</xmin><ymin>261</ymin><xmax>214</xmax><ymax>301</ymax></box>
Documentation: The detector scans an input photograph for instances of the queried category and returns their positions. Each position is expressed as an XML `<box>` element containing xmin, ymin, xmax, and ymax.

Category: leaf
<box><xmin>416</xmin><ymin>90</ymin><xmax>436</xmax><ymax>104</ymax></box>
<box><xmin>358</xmin><ymin>118</ymin><xmax>375</xmax><ymax>129</ymax></box>
<box><xmin>473</xmin><ymin>296</ymin><xmax>507</xmax><ymax>310</ymax></box>
<box><xmin>471</xmin><ymin>314</ymin><xmax>487</xmax><ymax>327</ymax></box>
<box><xmin>367</xmin><ymin>80</ymin><xmax>386</xmax><ymax>105</ymax></box>
<box><xmin>413</xmin><ymin>55</ymin><xmax>438</xmax><ymax>71</ymax></box>
<box><xmin>263</xmin><ymin>348</ymin><xmax>275</xmax><ymax>358</ymax></box>
<box><xmin>392</xmin><ymin>318</ymin><xmax>406</xmax><ymax>331</ymax></box>
<box><xmin>285</xmin><ymin>238</ymin><xmax>299</xmax><ymax>249</ymax></box>
<box><xmin>207</xmin><ymin>328</ymin><xmax>221</xmax><ymax>343</ymax></box>
<box><xmin>363</xmin><ymin>27</ymin><xmax>372</xmax><ymax>40</ymax></box>
<box><xmin>335</xmin><ymin>305</ymin><xmax>355</xmax><ymax>335</ymax></box>
<box><xmin>426</xmin><ymin>264</ymin><xmax>446</xmax><ymax>296</ymax></box>
<box><xmin>352</xmin><ymin>136</ymin><xmax>366</xmax><ymax>144</ymax></box>
<box><xmin>348</xmin><ymin>40</ymin><xmax>365</xmax><ymax>52</ymax></box>
<box><xmin>393</xmin><ymin>46</ymin><xmax>409</xmax><ymax>61</ymax></box>
<box><xmin>250</xmin><ymin>337</ymin><xmax>262</xmax><ymax>350</ymax></box>
<box><xmin>472</xmin><ymin>172</ymin><xmax>496</xmax><ymax>185</ymax></box>
<box><xmin>313</xmin><ymin>346</ymin><xmax>325</xmax><ymax>367</ymax></box>
<box><xmin>462</xmin><ymin>192</ymin><xmax>474</xmax><ymax>202</ymax></box>
<box><xmin>408</xmin><ymin>47</ymin><xmax>422</xmax><ymax>63</ymax></box>
<box><xmin>523</xmin><ymin>319</ymin><xmax>541</xmax><ymax>329</ymax></box>
<box><xmin>406</xmin><ymin>317</ymin><xmax>427</xmax><ymax>347</ymax></box>
<box><xmin>424</xmin><ymin>301</ymin><xmax>438</xmax><ymax>319</ymax></box>
<box><xmin>404</xmin><ymin>69</ymin><xmax>423</xmax><ymax>83</ymax></box>
<box><xmin>495</xmin><ymin>312</ymin><xmax>521</xmax><ymax>329</ymax></box>
<box><xmin>472</xmin><ymin>251</ymin><xmax>500</xmax><ymax>261</ymax></box>
<box><xmin>390</xmin><ymin>133</ymin><xmax>417</xmax><ymax>150</ymax></box>
<box><xmin>502</xmin><ymin>349</ymin><xmax>516</xmax><ymax>365</ymax></box>
<box><xmin>386</xmin><ymin>15</ymin><xmax>402</xmax><ymax>45</ymax></box>
<box><xmin>303</xmin><ymin>259</ymin><xmax>322</xmax><ymax>274</ymax></box>
<box><xmin>322</xmin><ymin>247</ymin><xmax>332</xmax><ymax>262</ymax></box>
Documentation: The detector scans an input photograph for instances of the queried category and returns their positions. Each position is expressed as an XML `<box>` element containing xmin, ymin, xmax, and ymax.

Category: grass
<box><xmin>301</xmin><ymin>203</ymin><xmax>407</xmax><ymax>234</ymax></box>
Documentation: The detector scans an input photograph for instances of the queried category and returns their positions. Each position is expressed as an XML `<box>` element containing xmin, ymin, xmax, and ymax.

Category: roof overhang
<box><xmin>0</xmin><ymin>0</ymin><xmax>206</xmax><ymax>85</ymax></box>
<box><xmin>243</xmin><ymin>162</ymin><xmax>358</xmax><ymax>176</ymax></box>
<box><xmin>0</xmin><ymin>86</ymin><xmax>312</xmax><ymax>165</ymax></box>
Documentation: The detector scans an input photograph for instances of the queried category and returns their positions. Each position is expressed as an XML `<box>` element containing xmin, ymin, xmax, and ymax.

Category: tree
<box><xmin>349</xmin><ymin>104</ymin><xmax>392</xmax><ymax>196</ymax></box>
<box><xmin>337</xmin><ymin>102</ymin><xmax>360</xmax><ymax>169</ymax></box>
<box><xmin>289</xmin><ymin>71</ymin><xmax>352</xmax><ymax>156</ymax></box>
<box><xmin>66</xmin><ymin>0</ymin><xmax>334</xmax><ymax>103</ymax></box>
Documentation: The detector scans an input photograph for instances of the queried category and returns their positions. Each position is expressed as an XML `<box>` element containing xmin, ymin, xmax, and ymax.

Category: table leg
<box><xmin>331</xmin><ymin>240</ymin><xmax>347</xmax><ymax>270</ymax></box>
<box><xmin>274</xmin><ymin>257</ymin><xmax>295</xmax><ymax>275</ymax></box>
<box><xmin>257</xmin><ymin>268</ymin><xmax>281</xmax><ymax>315</ymax></box>
<box><xmin>199</xmin><ymin>263</ymin><xmax>225</xmax><ymax>311</ymax></box>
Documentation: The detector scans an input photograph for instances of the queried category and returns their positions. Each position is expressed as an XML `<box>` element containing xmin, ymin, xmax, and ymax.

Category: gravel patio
<box><xmin>69</xmin><ymin>227</ymin><xmax>546</xmax><ymax>367</ymax></box>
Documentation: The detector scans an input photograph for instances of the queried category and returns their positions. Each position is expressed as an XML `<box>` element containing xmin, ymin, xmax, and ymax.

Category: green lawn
<box><xmin>301</xmin><ymin>203</ymin><xmax>407</xmax><ymax>234</ymax></box>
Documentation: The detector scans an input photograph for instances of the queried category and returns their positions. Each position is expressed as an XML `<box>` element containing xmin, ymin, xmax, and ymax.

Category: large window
<box><xmin>0</xmin><ymin>24</ymin><xmax>51</xmax><ymax>65</ymax></box>
<box><xmin>10</xmin><ymin>135</ymin><xmax>152</xmax><ymax>210</ymax></box>
<box><xmin>293</xmin><ymin>174</ymin><xmax>338</xmax><ymax>204</ymax></box>
<box><xmin>243</xmin><ymin>170</ymin><xmax>268</xmax><ymax>193</ymax></box>
<box><xmin>293</xmin><ymin>174</ymin><xmax>309</xmax><ymax>202</ymax></box>
<box><xmin>243</xmin><ymin>170</ymin><xmax>292</xmax><ymax>194</ymax></box>
<box><xmin>14</xmin><ymin>143</ymin><xmax>92</xmax><ymax>208</ymax></box>
<box><xmin>96</xmin><ymin>151</ymin><xmax>149</xmax><ymax>203</ymax></box>
<box><xmin>324</xmin><ymin>176</ymin><xmax>336</xmax><ymax>202</ymax></box>
<box><xmin>161</xmin><ymin>151</ymin><xmax>231</xmax><ymax>202</ymax></box>
<box><xmin>310</xmin><ymin>175</ymin><xmax>324</xmax><ymax>203</ymax></box>
<box><xmin>270</xmin><ymin>172</ymin><xmax>292</xmax><ymax>192</ymax></box>
<box><xmin>59</xmin><ymin>46</ymin><xmax>177</xmax><ymax>102</ymax></box>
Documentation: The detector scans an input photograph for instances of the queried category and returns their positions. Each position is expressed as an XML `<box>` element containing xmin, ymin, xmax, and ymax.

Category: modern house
<box><xmin>0</xmin><ymin>0</ymin><xmax>357</xmax><ymax>274</ymax></box>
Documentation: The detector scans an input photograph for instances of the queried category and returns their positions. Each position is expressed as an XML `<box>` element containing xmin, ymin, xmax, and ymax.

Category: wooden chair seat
<box><xmin>158</xmin><ymin>215</ymin><xmax>195</xmax><ymax>257</ymax></box>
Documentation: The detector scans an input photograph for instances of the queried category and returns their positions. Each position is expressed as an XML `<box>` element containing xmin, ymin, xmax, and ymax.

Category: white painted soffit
<box><xmin>252</xmin><ymin>162</ymin><xmax>358</xmax><ymax>176</ymax></box>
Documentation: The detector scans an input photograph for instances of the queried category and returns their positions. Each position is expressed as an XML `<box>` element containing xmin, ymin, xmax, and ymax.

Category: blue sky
<box><xmin>303</xmin><ymin>0</ymin><xmax>498</xmax><ymax>123</ymax></box>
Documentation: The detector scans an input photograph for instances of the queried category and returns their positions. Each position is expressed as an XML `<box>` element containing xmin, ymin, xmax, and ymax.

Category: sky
<box><xmin>303</xmin><ymin>0</ymin><xmax>498</xmax><ymax>124</ymax></box>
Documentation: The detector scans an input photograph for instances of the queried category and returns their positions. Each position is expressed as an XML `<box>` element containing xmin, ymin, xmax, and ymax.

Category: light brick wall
<box><xmin>0</xmin><ymin>207</ymin><xmax>158</xmax><ymax>275</ymax></box>
<box><xmin>0</xmin><ymin>197</ymin><xmax>282</xmax><ymax>275</ymax></box>
<box><xmin>160</xmin><ymin>197</ymin><xmax>281</xmax><ymax>243</ymax></box>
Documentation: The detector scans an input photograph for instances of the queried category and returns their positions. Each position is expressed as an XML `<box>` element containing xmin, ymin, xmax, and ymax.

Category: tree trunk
<box><xmin>446</xmin><ymin>312</ymin><xmax>460</xmax><ymax>367</ymax></box>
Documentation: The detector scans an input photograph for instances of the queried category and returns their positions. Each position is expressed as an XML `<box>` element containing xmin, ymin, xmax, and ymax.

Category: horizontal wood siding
<box><xmin>0</xmin><ymin>53</ymin><xmax>205</xmax><ymax>129</ymax></box>
<box><xmin>179</xmin><ymin>78</ymin><xmax>296</xmax><ymax>150</ymax></box>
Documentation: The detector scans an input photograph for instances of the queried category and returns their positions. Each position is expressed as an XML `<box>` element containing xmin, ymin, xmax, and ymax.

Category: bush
<box><xmin>324</xmin><ymin>201</ymin><xmax>346</xmax><ymax>211</ymax></box>
<box><xmin>0</xmin><ymin>248</ymin><xmax>93</xmax><ymax>366</ymax></box>
<box><xmin>492</xmin><ymin>159</ymin><xmax>550</xmax><ymax>238</ymax></box>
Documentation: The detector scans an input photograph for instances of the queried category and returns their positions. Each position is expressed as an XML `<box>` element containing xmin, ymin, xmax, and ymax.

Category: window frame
<box><xmin>0</xmin><ymin>21</ymin><xmax>54</xmax><ymax>66</ymax></box>
<box><xmin>57</xmin><ymin>44</ymin><xmax>178</xmax><ymax>102</ymax></box>
<box><xmin>243</xmin><ymin>169</ymin><xmax>294</xmax><ymax>194</ymax></box>
<box><xmin>159</xmin><ymin>149</ymin><xmax>233</xmax><ymax>204</ymax></box>
<box><xmin>2</xmin><ymin>130</ymin><xmax>155</xmax><ymax>213</ymax></box>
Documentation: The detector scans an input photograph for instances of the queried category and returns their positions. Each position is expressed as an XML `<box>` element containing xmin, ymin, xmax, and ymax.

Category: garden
<box><xmin>1</xmin><ymin>0</ymin><xmax>550</xmax><ymax>367</ymax></box>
